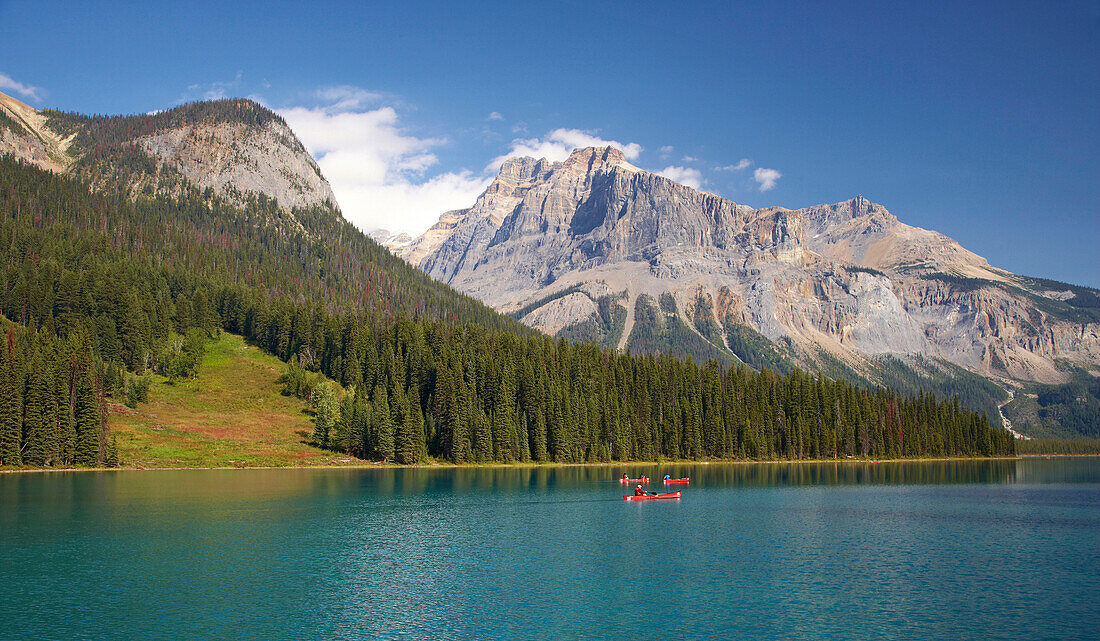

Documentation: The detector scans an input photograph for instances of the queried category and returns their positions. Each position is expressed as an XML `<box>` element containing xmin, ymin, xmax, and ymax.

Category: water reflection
<box><xmin>6</xmin><ymin>458</ymin><xmax>1097</xmax><ymax>511</ymax></box>
<box><xmin>320</xmin><ymin>458</ymin><xmax>1028</xmax><ymax>495</ymax></box>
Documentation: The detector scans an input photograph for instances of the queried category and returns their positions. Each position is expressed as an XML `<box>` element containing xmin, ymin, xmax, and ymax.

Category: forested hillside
<box><xmin>0</xmin><ymin>154</ymin><xmax>1015</xmax><ymax>467</ymax></box>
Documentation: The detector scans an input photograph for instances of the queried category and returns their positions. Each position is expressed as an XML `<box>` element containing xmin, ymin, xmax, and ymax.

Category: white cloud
<box><xmin>0</xmin><ymin>72</ymin><xmax>45</xmax><ymax>101</ymax></box>
<box><xmin>659</xmin><ymin>145</ymin><xmax>674</xmax><ymax>155</ymax></box>
<box><xmin>179</xmin><ymin>71</ymin><xmax>244</xmax><ymax>103</ymax></box>
<box><xmin>487</xmin><ymin>111</ymin><xmax>503</xmax><ymax>121</ymax></box>
<box><xmin>656</xmin><ymin>166</ymin><xmax>704</xmax><ymax>189</ymax></box>
<box><xmin>488</xmin><ymin>128</ymin><xmax>642</xmax><ymax>172</ymax></box>
<box><xmin>279</xmin><ymin>95</ymin><xmax>490</xmax><ymax>234</ymax></box>
<box><xmin>681</xmin><ymin>155</ymin><xmax>699</xmax><ymax>163</ymax></box>
<box><xmin>314</xmin><ymin>85</ymin><xmax>384</xmax><ymax>111</ymax></box>
<box><xmin>719</xmin><ymin>158</ymin><xmax>752</xmax><ymax>171</ymax></box>
<box><xmin>753</xmin><ymin>167</ymin><xmax>782</xmax><ymax>191</ymax></box>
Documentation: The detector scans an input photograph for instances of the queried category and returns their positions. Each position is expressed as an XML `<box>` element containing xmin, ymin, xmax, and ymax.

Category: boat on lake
<box><xmin>624</xmin><ymin>491</ymin><xmax>682</xmax><ymax>501</ymax></box>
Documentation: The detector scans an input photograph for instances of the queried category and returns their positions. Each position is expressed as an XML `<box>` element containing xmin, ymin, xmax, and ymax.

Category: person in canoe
<box><xmin>663</xmin><ymin>474</ymin><xmax>671</xmax><ymax>481</ymax></box>
<box><xmin>622</xmin><ymin>473</ymin><xmax>630</xmax><ymax>481</ymax></box>
<box><xmin>634</xmin><ymin>485</ymin><xmax>657</xmax><ymax>496</ymax></box>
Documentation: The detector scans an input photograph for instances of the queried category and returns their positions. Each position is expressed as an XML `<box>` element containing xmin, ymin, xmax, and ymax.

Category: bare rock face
<box><xmin>520</xmin><ymin>292</ymin><xmax>599</xmax><ymax>336</ymax></box>
<box><xmin>394</xmin><ymin>146</ymin><xmax>1100</xmax><ymax>386</ymax></box>
<box><xmin>135</xmin><ymin>119</ymin><xmax>335</xmax><ymax>211</ymax></box>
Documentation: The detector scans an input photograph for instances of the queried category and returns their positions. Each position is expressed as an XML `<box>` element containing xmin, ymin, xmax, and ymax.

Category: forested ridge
<box><xmin>0</xmin><ymin>154</ymin><xmax>1015</xmax><ymax>467</ymax></box>
<box><xmin>43</xmin><ymin>99</ymin><xmax>288</xmax><ymax>157</ymax></box>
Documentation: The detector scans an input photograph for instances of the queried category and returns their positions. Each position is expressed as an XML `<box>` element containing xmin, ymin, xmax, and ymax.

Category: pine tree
<box><xmin>56</xmin><ymin>357</ymin><xmax>77</xmax><ymax>466</ymax></box>
<box><xmin>333</xmin><ymin>392</ymin><xmax>356</xmax><ymax>454</ymax></box>
<box><xmin>371</xmin><ymin>384</ymin><xmax>394</xmax><ymax>461</ymax></box>
<box><xmin>105</xmin><ymin>434</ymin><xmax>120</xmax><ymax>467</ymax></box>
<box><xmin>352</xmin><ymin>383</ymin><xmax>370</xmax><ymax>458</ymax></box>
<box><xmin>120</xmin><ymin>292</ymin><xmax>147</xmax><ymax>370</ymax></box>
<box><xmin>73</xmin><ymin>365</ymin><xmax>99</xmax><ymax>466</ymax></box>
<box><xmin>531</xmin><ymin>412</ymin><xmax>548</xmax><ymax>463</ymax></box>
<box><xmin>473</xmin><ymin>408</ymin><xmax>492</xmax><ymax>463</ymax></box>
<box><xmin>310</xmin><ymin>381</ymin><xmax>338</xmax><ymax>448</ymax></box>
<box><xmin>0</xmin><ymin>337</ymin><xmax>22</xmax><ymax>466</ymax></box>
<box><xmin>395</xmin><ymin>386</ymin><xmax>424</xmax><ymax>464</ymax></box>
<box><xmin>22</xmin><ymin>352</ymin><xmax>49</xmax><ymax>466</ymax></box>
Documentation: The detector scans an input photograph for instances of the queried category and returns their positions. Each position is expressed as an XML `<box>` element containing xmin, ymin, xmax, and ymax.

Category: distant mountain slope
<box><xmin>0</xmin><ymin>153</ymin><xmax>528</xmax><ymax>334</ymax></box>
<box><xmin>1</xmin><ymin>90</ymin><xmax>335</xmax><ymax>213</ymax></box>
<box><xmin>390</xmin><ymin>146</ymin><xmax>1100</xmax><ymax>436</ymax></box>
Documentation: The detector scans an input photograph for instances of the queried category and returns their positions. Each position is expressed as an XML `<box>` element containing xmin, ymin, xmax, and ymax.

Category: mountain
<box><xmin>0</xmin><ymin>90</ymin><xmax>335</xmax><ymax>213</ymax></box>
<box><xmin>0</xmin><ymin>94</ymin><xmax>1014</xmax><ymax>468</ymax></box>
<box><xmin>390</xmin><ymin>146</ymin><xmax>1100</xmax><ymax>432</ymax></box>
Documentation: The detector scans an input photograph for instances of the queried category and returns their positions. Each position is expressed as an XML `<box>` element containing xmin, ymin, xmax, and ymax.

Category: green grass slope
<box><xmin>111</xmin><ymin>333</ymin><xmax>358</xmax><ymax>468</ymax></box>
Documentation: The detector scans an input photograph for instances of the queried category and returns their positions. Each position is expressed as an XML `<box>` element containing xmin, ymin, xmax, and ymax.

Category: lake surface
<box><xmin>2</xmin><ymin>458</ymin><xmax>1098</xmax><ymax>640</ymax></box>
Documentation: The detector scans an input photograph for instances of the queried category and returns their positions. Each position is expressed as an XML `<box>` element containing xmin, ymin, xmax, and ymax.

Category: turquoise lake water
<box><xmin>2</xmin><ymin>458</ymin><xmax>1098</xmax><ymax>640</ymax></box>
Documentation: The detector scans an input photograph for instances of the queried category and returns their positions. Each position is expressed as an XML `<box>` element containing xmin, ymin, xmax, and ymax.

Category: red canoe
<box><xmin>662</xmin><ymin>478</ymin><xmax>690</xmax><ymax>484</ymax></box>
<box><xmin>619</xmin><ymin>477</ymin><xmax>650</xmax><ymax>484</ymax></box>
<box><xmin>624</xmin><ymin>491</ymin><xmax>681</xmax><ymax>501</ymax></box>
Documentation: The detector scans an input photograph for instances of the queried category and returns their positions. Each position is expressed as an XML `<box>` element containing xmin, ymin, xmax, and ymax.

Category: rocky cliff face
<box><xmin>391</xmin><ymin>146</ymin><xmax>1100</xmax><ymax>389</ymax></box>
<box><xmin>134</xmin><ymin>118</ymin><xmax>335</xmax><ymax>211</ymax></box>
<box><xmin>0</xmin><ymin>91</ymin><xmax>336</xmax><ymax>213</ymax></box>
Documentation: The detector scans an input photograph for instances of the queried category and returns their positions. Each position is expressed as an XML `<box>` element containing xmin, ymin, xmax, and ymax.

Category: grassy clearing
<box><xmin>110</xmin><ymin>332</ymin><xmax>370</xmax><ymax>468</ymax></box>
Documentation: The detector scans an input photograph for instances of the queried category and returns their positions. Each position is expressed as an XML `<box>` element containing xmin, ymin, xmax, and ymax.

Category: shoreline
<box><xmin>0</xmin><ymin>455</ymin><xmax>1031</xmax><ymax>474</ymax></box>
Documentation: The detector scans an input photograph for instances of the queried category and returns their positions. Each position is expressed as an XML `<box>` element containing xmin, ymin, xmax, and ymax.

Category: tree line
<box><xmin>1016</xmin><ymin>438</ymin><xmax>1100</xmax><ymax>455</ymax></box>
<box><xmin>281</xmin><ymin>316</ymin><xmax>1016</xmax><ymax>464</ymax></box>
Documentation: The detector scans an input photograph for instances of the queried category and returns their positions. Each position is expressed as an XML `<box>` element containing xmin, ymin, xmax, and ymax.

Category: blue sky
<box><xmin>1</xmin><ymin>0</ymin><xmax>1097</xmax><ymax>286</ymax></box>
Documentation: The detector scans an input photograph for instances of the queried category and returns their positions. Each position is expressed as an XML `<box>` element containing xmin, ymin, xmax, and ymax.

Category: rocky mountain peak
<box><xmin>390</xmin><ymin>145</ymin><xmax>1100</xmax><ymax>389</ymax></box>
<box><xmin>561</xmin><ymin>145</ymin><xmax>634</xmax><ymax>173</ymax></box>
<box><xmin>497</xmin><ymin>155</ymin><xmax>556</xmax><ymax>180</ymax></box>
<box><xmin>802</xmin><ymin>195</ymin><xmax>896</xmax><ymax>229</ymax></box>
<box><xmin>487</xmin><ymin>156</ymin><xmax>556</xmax><ymax>201</ymax></box>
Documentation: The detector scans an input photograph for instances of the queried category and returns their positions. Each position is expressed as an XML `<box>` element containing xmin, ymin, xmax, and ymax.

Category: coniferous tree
<box><xmin>371</xmin><ymin>384</ymin><xmax>394</xmax><ymax>462</ymax></box>
<box><xmin>0</xmin><ymin>336</ymin><xmax>22</xmax><ymax>466</ymax></box>
<box><xmin>310</xmin><ymin>381</ymin><xmax>338</xmax><ymax>448</ymax></box>
<box><xmin>333</xmin><ymin>392</ymin><xmax>357</xmax><ymax>454</ymax></box>
<box><xmin>22</xmin><ymin>352</ymin><xmax>49</xmax><ymax>466</ymax></box>
<box><xmin>473</xmin><ymin>408</ymin><xmax>492</xmax><ymax>463</ymax></box>
<box><xmin>395</xmin><ymin>386</ymin><xmax>424</xmax><ymax>465</ymax></box>
<box><xmin>73</xmin><ymin>366</ymin><xmax>99</xmax><ymax>466</ymax></box>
